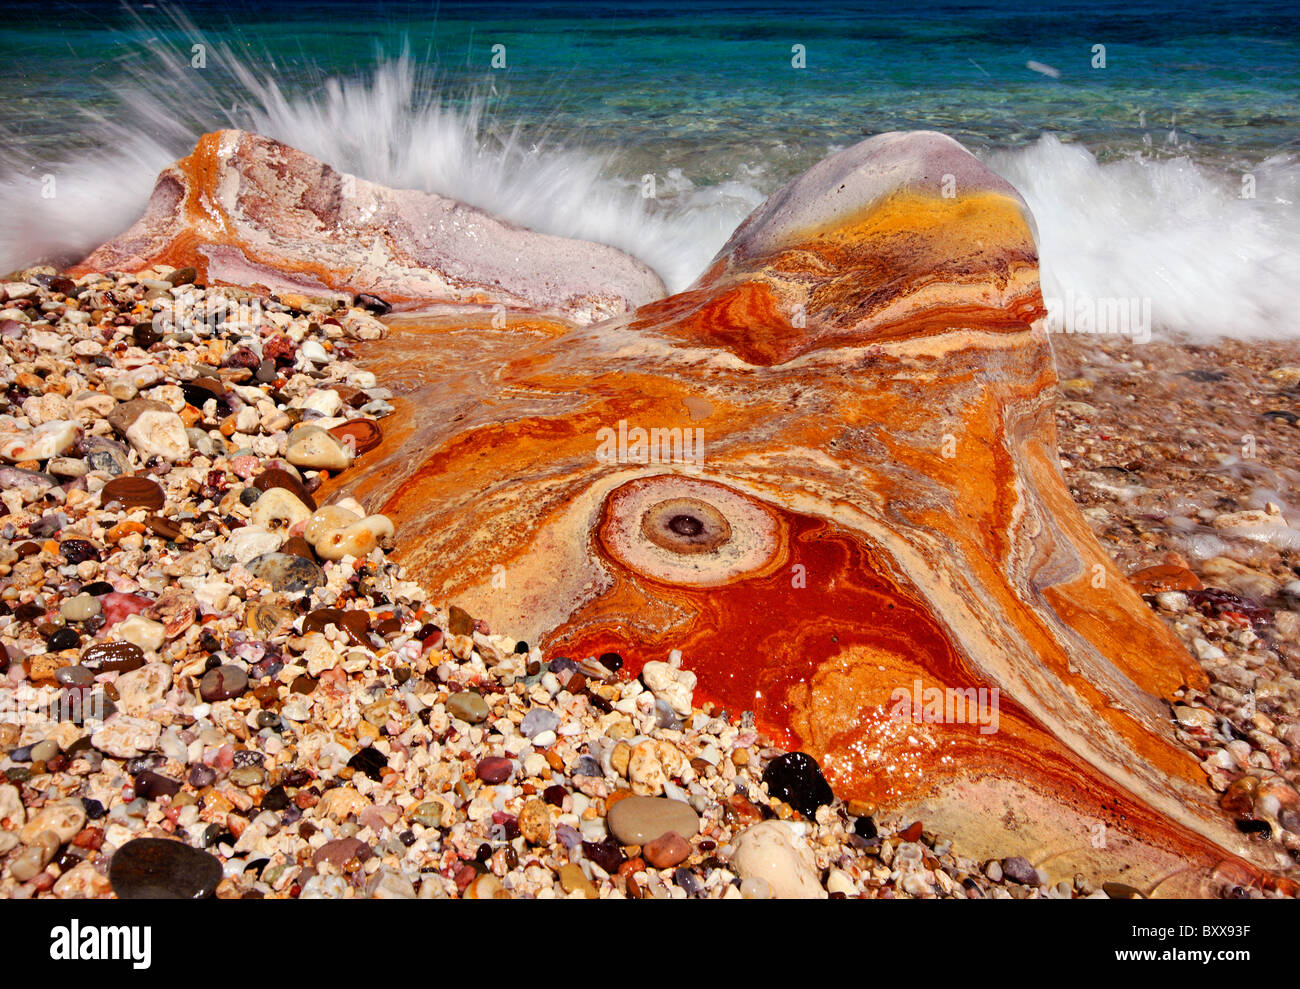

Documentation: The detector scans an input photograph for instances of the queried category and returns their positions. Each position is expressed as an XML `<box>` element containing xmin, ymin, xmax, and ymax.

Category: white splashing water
<box><xmin>0</xmin><ymin>41</ymin><xmax>764</xmax><ymax>295</ymax></box>
<box><xmin>2</xmin><ymin>30</ymin><xmax>1298</xmax><ymax>335</ymax></box>
<box><xmin>988</xmin><ymin>136</ymin><xmax>1300</xmax><ymax>340</ymax></box>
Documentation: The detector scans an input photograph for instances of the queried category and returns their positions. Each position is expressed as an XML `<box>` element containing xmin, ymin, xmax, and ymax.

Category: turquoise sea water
<box><xmin>0</xmin><ymin>1</ymin><xmax>1297</xmax><ymax>335</ymax></box>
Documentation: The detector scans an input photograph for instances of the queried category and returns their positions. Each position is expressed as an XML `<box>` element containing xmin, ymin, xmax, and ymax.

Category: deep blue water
<box><xmin>2</xmin><ymin>0</ymin><xmax>1297</xmax><ymax>166</ymax></box>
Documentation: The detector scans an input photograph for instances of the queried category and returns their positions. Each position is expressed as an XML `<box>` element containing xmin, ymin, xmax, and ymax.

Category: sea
<box><xmin>0</xmin><ymin>0</ymin><xmax>1297</xmax><ymax>337</ymax></box>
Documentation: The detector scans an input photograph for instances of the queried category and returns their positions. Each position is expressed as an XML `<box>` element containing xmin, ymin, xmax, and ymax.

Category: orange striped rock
<box><xmin>339</xmin><ymin>132</ymin><xmax>1274</xmax><ymax>896</ymax></box>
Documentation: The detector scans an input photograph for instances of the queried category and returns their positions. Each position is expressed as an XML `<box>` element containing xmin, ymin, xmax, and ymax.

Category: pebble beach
<box><xmin>0</xmin><ymin>265</ymin><xmax>1294</xmax><ymax>900</ymax></box>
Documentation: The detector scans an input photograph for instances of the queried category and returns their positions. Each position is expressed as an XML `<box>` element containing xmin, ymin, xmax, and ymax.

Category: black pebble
<box><xmin>347</xmin><ymin>747</ymin><xmax>387</xmax><ymax>782</ymax></box>
<box><xmin>261</xmin><ymin>785</ymin><xmax>289</xmax><ymax>811</ymax></box>
<box><xmin>47</xmin><ymin>627</ymin><xmax>80</xmax><ymax>651</ymax></box>
<box><xmin>762</xmin><ymin>751</ymin><xmax>834</xmax><ymax>820</ymax></box>
<box><xmin>354</xmin><ymin>293</ymin><xmax>392</xmax><ymax>315</ymax></box>
<box><xmin>134</xmin><ymin>770</ymin><xmax>181</xmax><ymax>801</ymax></box>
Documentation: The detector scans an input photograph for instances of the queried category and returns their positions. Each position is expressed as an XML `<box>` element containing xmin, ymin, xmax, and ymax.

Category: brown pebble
<box><xmin>290</xmin><ymin>674</ymin><xmax>317</xmax><ymax>695</ymax></box>
<box><xmin>253</xmin><ymin>469</ymin><xmax>316</xmax><ymax>511</ymax></box>
<box><xmin>373</xmin><ymin>617</ymin><xmax>402</xmax><ymax>638</ymax></box>
<box><xmin>145</xmin><ymin>515</ymin><xmax>183</xmax><ymax>541</ymax></box>
<box><xmin>80</xmin><ymin>640</ymin><xmax>145</xmax><ymax>673</ymax></box>
<box><xmin>100</xmin><ymin>476</ymin><xmax>166</xmax><ymax>511</ymax></box>
<box><xmin>328</xmin><ymin>418</ymin><xmax>383</xmax><ymax>455</ymax></box>
<box><xmin>447</xmin><ymin>605</ymin><xmax>474</xmax><ymax>636</ymax></box>
<box><xmin>279</xmin><ymin>535</ymin><xmax>316</xmax><ymax>561</ymax></box>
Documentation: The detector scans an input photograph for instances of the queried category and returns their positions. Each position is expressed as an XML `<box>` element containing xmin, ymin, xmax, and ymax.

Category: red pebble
<box><xmin>476</xmin><ymin>757</ymin><xmax>513</xmax><ymax>784</ymax></box>
<box><xmin>643</xmin><ymin>830</ymin><xmax>692</xmax><ymax>869</ymax></box>
<box><xmin>99</xmin><ymin>591</ymin><xmax>153</xmax><ymax>628</ymax></box>
<box><xmin>453</xmin><ymin>863</ymin><xmax>478</xmax><ymax>892</ymax></box>
<box><xmin>72</xmin><ymin>827</ymin><xmax>104</xmax><ymax>850</ymax></box>
<box><xmin>263</xmin><ymin>334</ymin><xmax>297</xmax><ymax>364</ymax></box>
<box><xmin>213</xmin><ymin>743</ymin><xmax>235</xmax><ymax>773</ymax></box>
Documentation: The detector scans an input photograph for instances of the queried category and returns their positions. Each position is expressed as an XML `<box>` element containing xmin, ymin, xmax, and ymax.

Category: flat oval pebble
<box><xmin>606</xmin><ymin>795</ymin><xmax>700</xmax><ymax>845</ymax></box>
<box><xmin>79</xmin><ymin>640</ymin><xmax>145</xmax><ymax>673</ymax></box>
<box><xmin>446</xmin><ymin>691</ymin><xmax>489</xmax><ymax>724</ymax></box>
<box><xmin>100</xmin><ymin>476</ymin><xmax>166</xmax><ymax>511</ymax></box>
<box><xmin>199</xmin><ymin>664</ymin><xmax>248</xmax><ymax>702</ymax></box>
<box><xmin>246</xmin><ymin>552</ymin><xmax>325</xmax><ymax>593</ymax></box>
<box><xmin>109</xmin><ymin>837</ymin><xmax>223</xmax><ymax>899</ymax></box>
